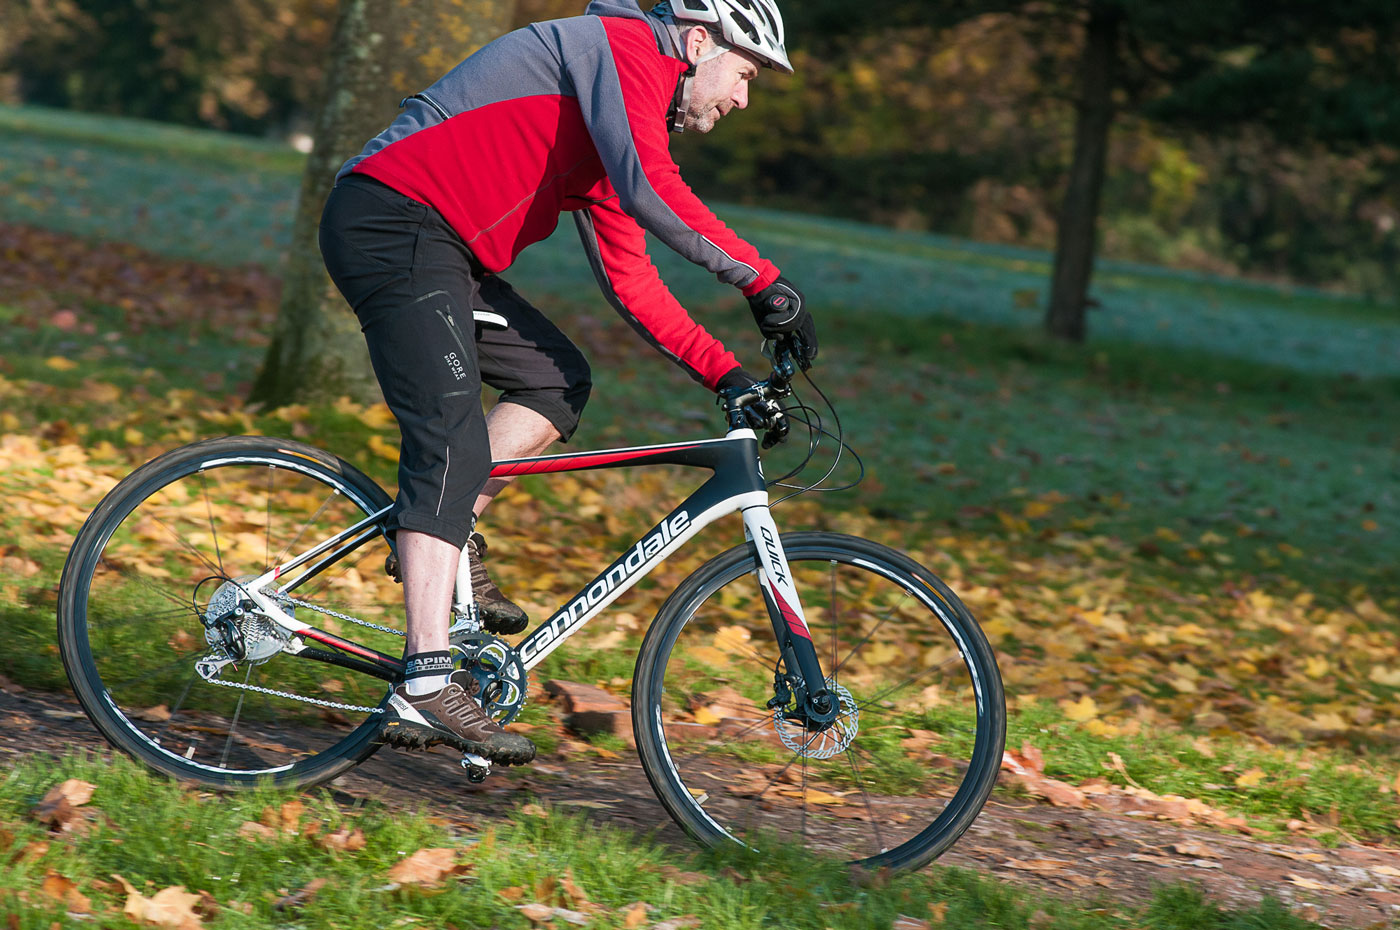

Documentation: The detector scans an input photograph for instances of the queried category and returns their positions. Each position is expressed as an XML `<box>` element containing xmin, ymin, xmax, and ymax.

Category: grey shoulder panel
<box><xmin>568</xmin><ymin>19</ymin><xmax>759</xmax><ymax>287</ymax></box>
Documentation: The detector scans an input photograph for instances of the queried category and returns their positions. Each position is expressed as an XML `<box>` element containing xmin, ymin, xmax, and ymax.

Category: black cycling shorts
<box><xmin>319</xmin><ymin>173</ymin><xmax>592</xmax><ymax>549</ymax></box>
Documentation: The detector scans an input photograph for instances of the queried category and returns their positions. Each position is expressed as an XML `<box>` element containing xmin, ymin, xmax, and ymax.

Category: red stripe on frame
<box><xmin>490</xmin><ymin>444</ymin><xmax>701</xmax><ymax>477</ymax></box>
<box><xmin>769</xmin><ymin>585</ymin><xmax>811</xmax><ymax>641</ymax></box>
<box><xmin>301</xmin><ymin>630</ymin><xmax>395</xmax><ymax>665</ymax></box>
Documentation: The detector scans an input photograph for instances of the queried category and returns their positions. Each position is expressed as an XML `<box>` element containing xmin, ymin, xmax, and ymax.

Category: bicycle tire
<box><xmin>632</xmin><ymin>532</ymin><xmax>1005</xmax><ymax>872</ymax></box>
<box><xmin>57</xmin><ymin>436</ymin><xmax>400</xmax><ymax>789</ymax></box>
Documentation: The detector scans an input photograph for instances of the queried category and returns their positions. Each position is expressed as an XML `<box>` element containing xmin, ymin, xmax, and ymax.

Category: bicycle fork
<box><xmin>740</xmin><ymin>504</ymin><xmax>840</xmax><ymax>726</ymax></box>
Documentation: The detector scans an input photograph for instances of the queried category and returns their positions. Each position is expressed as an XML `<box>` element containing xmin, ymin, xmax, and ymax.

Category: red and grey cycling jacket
<box><xmin>337</xmin><ymin>0</ymin><xmax>780</xmax><ymax>389</ymax></box>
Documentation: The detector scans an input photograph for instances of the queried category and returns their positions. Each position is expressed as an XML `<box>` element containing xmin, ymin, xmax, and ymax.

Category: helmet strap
<box><xmin>670</xmin><ymin>70</ymin><xmax>695</xmax><ymax>133</ymax></box>
<box><xmin>668</xmin><ymin>27</ymin><xmax>731</xmax><ymax>134</ymax></box>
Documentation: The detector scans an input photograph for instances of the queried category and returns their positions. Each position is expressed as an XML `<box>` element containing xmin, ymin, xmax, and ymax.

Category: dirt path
<box><xmin>3</xmin><ymin>681</ymin><xmax>1398</xmax><ymax>928</ymax></box>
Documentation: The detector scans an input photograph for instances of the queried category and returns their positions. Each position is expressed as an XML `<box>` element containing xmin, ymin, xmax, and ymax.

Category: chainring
<box><xmin>450</xmin><ymin>631</ymin><xmax>529</xmax><ymax>724</ymax></box>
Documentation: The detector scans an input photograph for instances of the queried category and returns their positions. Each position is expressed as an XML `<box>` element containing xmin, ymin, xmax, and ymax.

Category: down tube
<box><xmin>516</xmin><ymin>488</ymin><xmax>768</xmax><ymax>670</ymax></box>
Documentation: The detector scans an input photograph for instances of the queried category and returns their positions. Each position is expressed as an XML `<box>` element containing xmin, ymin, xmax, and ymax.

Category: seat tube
<box><xmin>741</xmin><ymin>503</ymin><xmax>828</xmax><ymax>698</ymax></box>
<box><xmin>452</xmin><ymin>539</ymin><xmax>474</xmax><ymax>619</ymax></box>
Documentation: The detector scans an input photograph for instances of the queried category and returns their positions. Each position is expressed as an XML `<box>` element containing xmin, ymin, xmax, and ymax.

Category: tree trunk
<box><xmin>250</xmin><ymin>0</ymin><xmax>515</xmax><ymax>407</ymax></box>
<box><xmin>1044</xmin><ymin>1</ymin><xmax>1119</xmax><ymax>343</ymax></box>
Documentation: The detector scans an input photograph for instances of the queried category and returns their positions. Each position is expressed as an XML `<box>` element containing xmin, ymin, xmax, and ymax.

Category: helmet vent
<box><xmin>728</xmin><ymin>11</ymin><xmax>759</xmax><ymax>43</ymax></box>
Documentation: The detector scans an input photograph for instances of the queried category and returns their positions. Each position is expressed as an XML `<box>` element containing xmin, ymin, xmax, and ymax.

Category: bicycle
<box><xmin>57</xmin><ymin>342</ymin><xmax>1005</xmax><ymax>873</ymax></box>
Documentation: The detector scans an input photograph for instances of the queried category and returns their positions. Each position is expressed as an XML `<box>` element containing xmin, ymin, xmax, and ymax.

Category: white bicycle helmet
<box><xmin>653</xmin><ymin>0</ymin><xmax>793</xmax><ymax>74</ymax></box>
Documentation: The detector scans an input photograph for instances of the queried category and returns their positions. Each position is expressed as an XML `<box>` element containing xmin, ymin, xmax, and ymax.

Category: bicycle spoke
<box><xmin>270</xmin><ymin>488</ymin><xmax>342</xmax><ymax>571</ymax></box>
<box><xmin>219</xmin><ymin>663</ymin><xmax>254</xmax><ymax>769</ymax></box>
<box><xmin>92</xmin><ymin>602</ymin><xmax>202</xmax><ymax>628</ymax></box>
<box><xmin>667</xmin><ymin>709</ymin><xmax>780</xmax><ymax>767</ymax></box>
<box><xmin>103</xmin><ymin>650</ymin><xmax>208</xmax><ymax>692</ymax></box>
<box><xmin>853</xmin><ymin>656</ymin><xmax>964</xmax><ymax>717</ymax></box>
<box><xmin>265</xmin><ymin>466</ymin><xmax>274</xmax><ymax>570</ymax></box>
<box><xmin>199</xmin><ymin>470</ymin><xmax>225</xmax><ymax>576</ymax></box>
<box><xmin>833</xmin><ymin>592</ymin><xmax>912</xmax><ymax>679</ymax></box>
<box><xmin>141</xmin><ymin>510</ymin><xmax>225</xmax><ymax>579</ymax></box>
<box><xmin>828</xmin><ymin>562</ymin><xmax>838</xmax><ymax>688</ymax></box>
<box><xmin>844</xmin><ymin>745</ymin><xmax>889</xmax><ymax>854</ymax></box>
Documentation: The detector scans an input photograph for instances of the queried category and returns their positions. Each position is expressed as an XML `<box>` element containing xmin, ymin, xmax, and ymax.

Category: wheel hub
<box><xmin>774</xmin><ymin>681</ymin><xmax>858</xmax><ymax>759</ymax></box>
<box><xmin>204</xmin><ymin>576</ymin><xmax>287</xmax><ymax>663</ymax></box>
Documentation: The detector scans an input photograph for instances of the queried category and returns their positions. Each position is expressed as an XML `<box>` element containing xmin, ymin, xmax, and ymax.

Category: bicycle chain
<box><xmin>197</xmin><ymin>593</ymin><xmax>402</xmax><ymax>713</ymax></box>
<box><xmin>201</xmin><ymin>673</ymin><xmax>385</xmax><ymax>714</ymax></box>
<box><xmin>274</xmin><ymin>595</ymin><xmax>406</xmax><ymax>638</ymax></box>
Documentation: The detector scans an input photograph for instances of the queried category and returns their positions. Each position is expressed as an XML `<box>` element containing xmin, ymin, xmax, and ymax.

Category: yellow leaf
<box><xmin>693</xmin><ymin>706</ymin><xmax>722</xmax><ymax>726</ymax></box>
<box><xmin>1060</xmin><ymin>695</ymin><xmax>1099</xmax><ymax>722</ymax></box>
<box><xmin>45</xmin><ymin>356</ymin><xmax>78</xmax><ymax>371</ymax></box>
<box><xmin>1234</xmin><ymin>768</ymin><xmax>1266</xmax><ymax>788</ymax></box>
<box><xmin>1023</xmin><ymin>500</ymin><xmax>1053</xmax><ymax>519</ymax></box>
<box><xmin>367</xmin><ymin>434</ymin><xmax>399</xmax><ymax>463</ymax></box>
<box><xmin>1303</xmin><ymin>655</ymin><xmax>1330</xmax><ymax>679</ymax></box>
<box><xmin>1368</xmin><ymin>666</ymin><xmax>1400</xmax><ymax>687</ymax></box>
<box><xmin>1361</xmin><ymin>519</ymin><xmax>1379</xmax><ymax>532</ymax></box>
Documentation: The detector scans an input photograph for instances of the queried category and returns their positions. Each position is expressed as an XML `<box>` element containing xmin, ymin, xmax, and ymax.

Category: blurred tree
<box><xmin>787</xmin><ymin>1</ymin><xmax>1400</xmax><ymax>339</ymax></box>
<box><xmin>249</xmin><ymin>0</ymin><xmax>515</xmax><ymax>406</ymax></box>
<box><xmin>5</xmin><ymin>0</ymin><xmax>336</xmax><ymax>134</ymax></box>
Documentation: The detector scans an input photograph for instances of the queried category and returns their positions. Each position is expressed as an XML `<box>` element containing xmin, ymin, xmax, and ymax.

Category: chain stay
<box><xmin>195</xmin><ymin>592</ymin><xmax>400</xmax><ymax>713</ymax></box>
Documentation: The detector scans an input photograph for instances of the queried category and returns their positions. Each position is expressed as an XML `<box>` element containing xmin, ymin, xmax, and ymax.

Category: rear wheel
<box><xmin>57</xmin><ymin>436</ymin><xmax>403</xmax><ymax>788</ymax></box>
<box><xmin>633</xmin><ymin>532</ymin><xmax>1004</xmax><ymax>872</ymax></box>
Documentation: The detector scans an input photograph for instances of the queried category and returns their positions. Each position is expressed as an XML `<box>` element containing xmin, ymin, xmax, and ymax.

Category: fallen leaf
<box><xmin>1234</xmin><ymin>768</ymin><xmax>1267</xmax><ymax>788</ymax></box>
<box><xmin>622</xmin><ymin>902</ymin><xmax>649</xmax><ymax>928</ymax></box>
<box><xmin>519</xmin><ymin>902</ymin><xmax>554</xmax><ymax>923</ymax></box>
<box><xmin>654</xmin><ymin>918</ymin><xmax>702</xmax><ymax>930</ymax></box>
<box><xmin>1287</xmin><ymin>873</ymin><xmax>1342</xmax><ymax>893</ymax></box>
<box><xmin>236</xmin><ymin>821</ymin><xmax>275</xmax><ymax>841</ymax></box>
<box><xmin>33</xmin><ymin>780</ymin><xmax>96</xmax><ymax>832</ymax></box>
<box><xmin>273</xmin><ymin>878</ymin><xmax>326</xmax><ymax>911</ymax></box>
<box><xmin>520</xmin><ymin>803</ymin><xmax>548</xmax><ymax>818</ymax></box>
<box><xmin>40</xmin><ymin>872</ymin><xmax>91</xmax><ymax>914</ymax></box>
<box><xmin>928</xmin><ymin>900</ymin><xmax>949</xmax><ymax>924</ymax></box>
<box><xmin>498</xmin><ymin>886</ymin><xmax>526</xmax><ymax>901</ymax></box>
<box><xmin>1003</xmin><ymin>858</ymin><xmax>1070</xmax><ymax>873</ymax></box>
<box><xmin>113</xmin><ymin>875</ymin><xmax>204</xmax><ymax>930</ymax></box>
<box><xmin>1171</xmin><ymin>840</ymin><xmax>1222</xmax><ymax>859</ymax></box>
<box><xmin>316</xmin><ymin>827</ymin><xmax>366</xmax><ymax>852</ymax></box>
<box><xmin>387</xmin><ymin>848</ymin><xmax>467</xmax><ymax>886</ymax></box>
<box><xmin>1372</xmin><ymin>865</ymin><xmax>1400</xmax><ymax>878</ymax></box>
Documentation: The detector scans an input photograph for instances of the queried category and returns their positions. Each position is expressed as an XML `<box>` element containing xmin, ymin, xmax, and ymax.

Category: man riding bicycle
<box><xmin>319</xmin><ymin>0</ymin><xmax>817</xmax><ymax>766</ymax></box>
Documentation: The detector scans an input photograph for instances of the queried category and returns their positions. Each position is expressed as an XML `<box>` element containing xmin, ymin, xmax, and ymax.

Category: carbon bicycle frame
<box><xmin>235</xmin><ymin>427</ymin><xmax>827</xmax><ymax>697</ymax></box>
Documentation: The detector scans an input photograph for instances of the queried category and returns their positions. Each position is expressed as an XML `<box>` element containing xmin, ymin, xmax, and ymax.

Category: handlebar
<box><xmin>717</xmin><ymin>336</ymin><xmax>811</xmax><ymax>448</ymax></box>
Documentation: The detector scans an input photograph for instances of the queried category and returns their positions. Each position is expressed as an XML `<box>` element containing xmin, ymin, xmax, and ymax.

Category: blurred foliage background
<box><xmin>1</xmin><ymin>0</ymin><xmax>1396</xmax><ymax>301</ymax></box>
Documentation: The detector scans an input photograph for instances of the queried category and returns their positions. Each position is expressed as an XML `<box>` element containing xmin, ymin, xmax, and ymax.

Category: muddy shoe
<box><xmin>380</xmin><ymin>670</ymin><xmax>535</xmax><ymax>765</ymax></box>
<box><xmin>467</xmin><ymin>532</ymin><xmax>529</xmax><ymax>634</ymax></box>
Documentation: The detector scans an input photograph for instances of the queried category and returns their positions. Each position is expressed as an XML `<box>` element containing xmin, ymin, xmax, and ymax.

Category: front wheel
<box><xmin>632</xmin><ymin>532</ymin><xmax>1005</xmax><ymax>873</ymax></box>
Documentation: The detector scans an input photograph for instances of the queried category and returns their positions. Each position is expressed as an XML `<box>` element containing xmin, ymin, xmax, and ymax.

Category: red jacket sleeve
<box><xmin>573</xmin><ymin>197</ymin><xmax>741</xmax><ymax>390</ymax></box>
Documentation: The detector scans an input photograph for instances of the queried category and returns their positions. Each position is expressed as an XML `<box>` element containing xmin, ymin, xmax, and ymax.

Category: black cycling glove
<box><xmin>747</xmin><ymin>276</ymin><xmax>817</xmax><ymax>362</ymax></box>
<box><xmin>715</xmin><ymin>366</ymin><xmax>761</xmax><ymax>394</ymax></box>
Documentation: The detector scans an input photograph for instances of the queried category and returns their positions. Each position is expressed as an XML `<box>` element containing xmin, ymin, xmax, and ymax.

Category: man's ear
<box><xmin>683</xmin><ymin>25</ymin><xmax>709</xmax><ymax>65</ymax></box>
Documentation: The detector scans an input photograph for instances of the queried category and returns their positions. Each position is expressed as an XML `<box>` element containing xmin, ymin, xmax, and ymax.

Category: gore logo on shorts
<box><xmin>444</xmin><ymin>352</ymin><xmax>467</xmax><ymax>381</ymax></box>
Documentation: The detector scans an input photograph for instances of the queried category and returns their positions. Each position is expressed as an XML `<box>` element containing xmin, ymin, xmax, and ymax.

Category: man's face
<box><xmin>683</xmin><ymin>46</ymin><xmax>761</xmax><ymax>133</ymax></box>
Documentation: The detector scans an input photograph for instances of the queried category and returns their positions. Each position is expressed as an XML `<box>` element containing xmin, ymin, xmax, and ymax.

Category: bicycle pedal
<box><xmin>460</xmin><ymin>752</ymin><xmax>492</xmax><ymax>782</ymax></box>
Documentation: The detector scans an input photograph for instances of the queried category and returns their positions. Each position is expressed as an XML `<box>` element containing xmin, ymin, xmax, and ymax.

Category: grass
<box><xmin>0</xmin><ymin>752</ymin><xmax>1331</xmax><ymax>930</ymax></box>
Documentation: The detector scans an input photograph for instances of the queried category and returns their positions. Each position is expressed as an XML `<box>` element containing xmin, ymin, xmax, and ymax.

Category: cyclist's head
<box><xmin>651</xmin><ymin>0</ymin><xmax>793</xmax><ymax>75</ymax></box>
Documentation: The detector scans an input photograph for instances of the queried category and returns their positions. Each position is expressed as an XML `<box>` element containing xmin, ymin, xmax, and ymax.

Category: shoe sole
<box><xmin>479</xmin><ymin>603</ymin><xmax>528</xmax><ymax>636</ymax></box>
<box><xmin>379</xmin><ymin>719</ymin><xmax>536</xmax><ymax>765</ymax></box>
